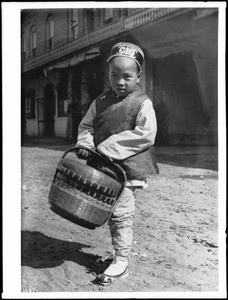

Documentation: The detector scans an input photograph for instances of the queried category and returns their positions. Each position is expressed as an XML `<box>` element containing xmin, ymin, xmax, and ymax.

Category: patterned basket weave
<box><xmin>48</xmin><ymin>147</ymin><xmax>126</xmax><ymax>229</ymax></box>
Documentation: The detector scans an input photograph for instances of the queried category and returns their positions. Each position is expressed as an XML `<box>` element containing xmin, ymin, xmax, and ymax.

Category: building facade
<box><xmin>21</xmin><ymin>7</ymin><xmax>218</xmax><ymax>145</ymax></box>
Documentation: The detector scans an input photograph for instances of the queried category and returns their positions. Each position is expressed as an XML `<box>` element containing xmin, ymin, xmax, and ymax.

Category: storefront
<box><xmin>21</xmin><ymin>47</ymin><xmax>103</xmax><ymax>141</ymax></box>
<box><xmin>21</xmin><ymin>7</ymin><xmax>218</xmax><ymax>146</ymax></box>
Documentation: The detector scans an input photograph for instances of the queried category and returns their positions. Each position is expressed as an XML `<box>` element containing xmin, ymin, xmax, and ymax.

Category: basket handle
<box><xmin>60</xmin><ymin>146</ymin><xmax>127</xmax><ymax>184</ymax></box>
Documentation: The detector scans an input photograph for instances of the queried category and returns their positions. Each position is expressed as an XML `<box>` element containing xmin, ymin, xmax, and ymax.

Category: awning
<box><xmin>43</xmin><ymin>47</ymin><xmax>100</xmax><ymax>76</ymax></box>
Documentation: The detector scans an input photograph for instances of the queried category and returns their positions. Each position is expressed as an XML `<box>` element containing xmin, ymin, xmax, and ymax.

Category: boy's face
<box><xmin>108</xmin><ymin>56</ymin><xmax>141</xmax><ymax>97</ymax></box>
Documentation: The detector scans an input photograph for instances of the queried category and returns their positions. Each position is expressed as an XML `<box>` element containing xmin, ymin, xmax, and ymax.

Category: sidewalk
<box><xmin>21</xmin><ymin>136</ymin><xmax>74</xmax><ymax>151</ymax></box>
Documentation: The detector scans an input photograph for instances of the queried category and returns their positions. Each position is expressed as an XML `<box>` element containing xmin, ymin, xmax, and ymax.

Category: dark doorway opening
<box><xmin>21</xmin><ymin>89</ymin><xmax>26</xmax><ymax>138</ymax></box>
<box><xmin>43</xmin><ymin>84</ymin><xmax>55</xmax><ymax>136</ymax></box>
<box><xmin>71</xmin><ymin>65</ymin><xmax>82</xmax><ymax>143</ymax></box>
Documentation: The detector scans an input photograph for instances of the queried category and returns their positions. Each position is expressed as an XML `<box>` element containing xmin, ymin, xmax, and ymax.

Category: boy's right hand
<box><xmin>75</xmin><ymin>148</ymin><xmax>92</xmax><ymax>159</ymax></box>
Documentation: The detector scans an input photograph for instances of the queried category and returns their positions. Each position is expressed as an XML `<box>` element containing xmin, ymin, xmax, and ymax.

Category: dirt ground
<box><xmin>20</xmin><ymin>138</ymin><xmax>220</xmax><ymax>294</ymax></box>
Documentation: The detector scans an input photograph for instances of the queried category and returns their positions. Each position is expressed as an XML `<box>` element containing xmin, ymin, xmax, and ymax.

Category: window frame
<box><xmin>25</xmin><ymin>90</ymin><xmax>36</xmax><ymax>119</ymax></box>
<box><xmin>103</xmin><ymin>8</ymin><xmax>113</xmax><ymax>24</ymax></box>
<box><xmin>22</xmin><ymin>32</ymin><xmax>27</xmax><ymax>60</ymax></box>
<box><xmin>85</xmin><ymin>9</ymin><xmax>94</xmax><ymax>32</ymax></box>
<box><xmin>70</xmin><ymin>9</ymin><xmax>79</xmax><ymax>40</ymax></box>
<box><xmin>29</xmin><ymin>26</ymin><xmax>37</xmax><ymax>57</ymax></box>
<box><xmin>46</xmin><ymin>14</ymin><xmax>55</xmax><ymax>51</ymax></box>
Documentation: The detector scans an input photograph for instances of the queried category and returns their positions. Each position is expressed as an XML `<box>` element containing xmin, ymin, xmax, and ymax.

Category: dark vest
<box><xmin>89</xmin><ymin>89</ymin><xmax>159</xmax><ymax>180</ymax></box>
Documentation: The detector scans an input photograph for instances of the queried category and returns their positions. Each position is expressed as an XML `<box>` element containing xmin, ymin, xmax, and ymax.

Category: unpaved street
<box><xmin>21</xmin><ymin>139</ymin><xmax>219</xmax><ymax>293</ymax></box>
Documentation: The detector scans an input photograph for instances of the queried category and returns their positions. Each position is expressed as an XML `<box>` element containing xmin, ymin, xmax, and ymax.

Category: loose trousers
<box><xmin>108</xmin><ymin>186</ymin><xmax>136</xmax><ymax>257</ymax></box>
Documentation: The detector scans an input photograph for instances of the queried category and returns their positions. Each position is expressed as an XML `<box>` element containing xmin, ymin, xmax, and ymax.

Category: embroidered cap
<box><xmin>107</xmin><ymin>42</ymin><xmax>144</xmax><ymax>71</ymax></box>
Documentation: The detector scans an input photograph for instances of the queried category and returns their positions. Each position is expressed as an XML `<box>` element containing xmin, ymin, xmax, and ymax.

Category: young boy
<box><xmin>75</xmin><ymin>42</ymin><xmax>158</xmax><ymax>285</ymax></box>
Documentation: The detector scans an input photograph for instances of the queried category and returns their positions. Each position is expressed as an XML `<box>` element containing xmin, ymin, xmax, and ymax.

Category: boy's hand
<box><xmin>75</xmin><ymin>148</ymin><xmax>92</xmax><ymax>159</ymax></box>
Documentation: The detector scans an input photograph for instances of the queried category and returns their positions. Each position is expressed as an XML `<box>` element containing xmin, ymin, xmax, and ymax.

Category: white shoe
<box><xmin>97</xmin><ymin>256</ymin><xmax>129</xmax><ymax>285</ymax></box>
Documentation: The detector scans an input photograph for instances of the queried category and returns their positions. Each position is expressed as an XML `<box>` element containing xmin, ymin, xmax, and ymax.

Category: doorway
<box><xmin>80</xmin><ymin>56</ymin><xmax>104</xmax><ymax>115</ymax></box>
<box><xmin>42</xmin><ymin>84</ymin><xmax>55</xmax><ymax>136</ymax></box>
<box><xmin>21</xmin><ymin>89</ymin><xmax>26</xmax><ymax>138</ymax></box>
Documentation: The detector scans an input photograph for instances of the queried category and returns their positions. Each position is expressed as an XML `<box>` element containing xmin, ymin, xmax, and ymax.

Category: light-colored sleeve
<box><xmin>75</xmin><ymin>100</ymin><xmax>96</xmax><ymax>150</ymax></box>
<box><xmin>97</xmin><ymin>99</ymin><xmax>157</xmax><ymax>160</ymax></box>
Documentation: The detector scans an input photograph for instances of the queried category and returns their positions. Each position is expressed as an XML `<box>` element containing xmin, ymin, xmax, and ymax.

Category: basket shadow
<box><xmin>21</xmin><ymin>230</ymin><xmax>106</xmax><ymax>276</ymax></box>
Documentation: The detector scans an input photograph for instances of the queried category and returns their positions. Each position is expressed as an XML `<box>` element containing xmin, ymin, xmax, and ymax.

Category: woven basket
<box><xmin>48</xmin><ymin>147</ymin><xmax>126</xmax><ymax>229</ymax></box>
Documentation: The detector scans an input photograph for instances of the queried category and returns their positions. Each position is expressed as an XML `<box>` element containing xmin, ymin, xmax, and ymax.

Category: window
<box><xmin>46</xmin><ymin>15</ymin><xmax>54</xmax><ymax>50</ymax></box>
<box><xmin>25</xmin><ymin>90</ymin><xmax>36</xmax><ymax>118</ymax></box>
<box><xmin>30</xmin><ymin>26</ymin><xmax>36</xmax><ymax>57</ymax></box>
<box><xmin>71</xmin><ymin>9</ymin><xmax>78</xmax><ymax>40</ymax></box>
<box><xmin>119</xmin><ymin>8</ymin><xmax>128</xmax><ymax>18</ymax></box>
<box><xmin>57</xmin><ymin>70</ymin><xmax>69</xmax><ymax>117</ymax></box>
<box><xmin>104</xmin><ymin>8</ymin><xmax>113</xmax><ymax>23</ymax></box>
<box><xmin>85</xmin><ymin>9</ymin><xmax>94</xmax><ymax>32</ymax></box>
<box><xmin>22</xmin><ymin>32</ymin><xmax>27</xmax><ymax>60</ymax></box>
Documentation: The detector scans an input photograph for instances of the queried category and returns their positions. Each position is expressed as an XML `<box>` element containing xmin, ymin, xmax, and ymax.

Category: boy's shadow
<box><xmin>21</xmin><ymin>230</ymin><xmax>106</xmax><ymax>283</ymax></box>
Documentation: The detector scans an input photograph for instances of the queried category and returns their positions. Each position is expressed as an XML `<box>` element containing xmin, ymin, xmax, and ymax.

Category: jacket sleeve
<box><xmin>97</xmin><ymin>99</ymin><xmax>157</xmax><ymax>160</ymax></box>
<box><xmin>75</xmin><ymin>100</ymin><xmax>96</xmax><ymax>150</ymax></box>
